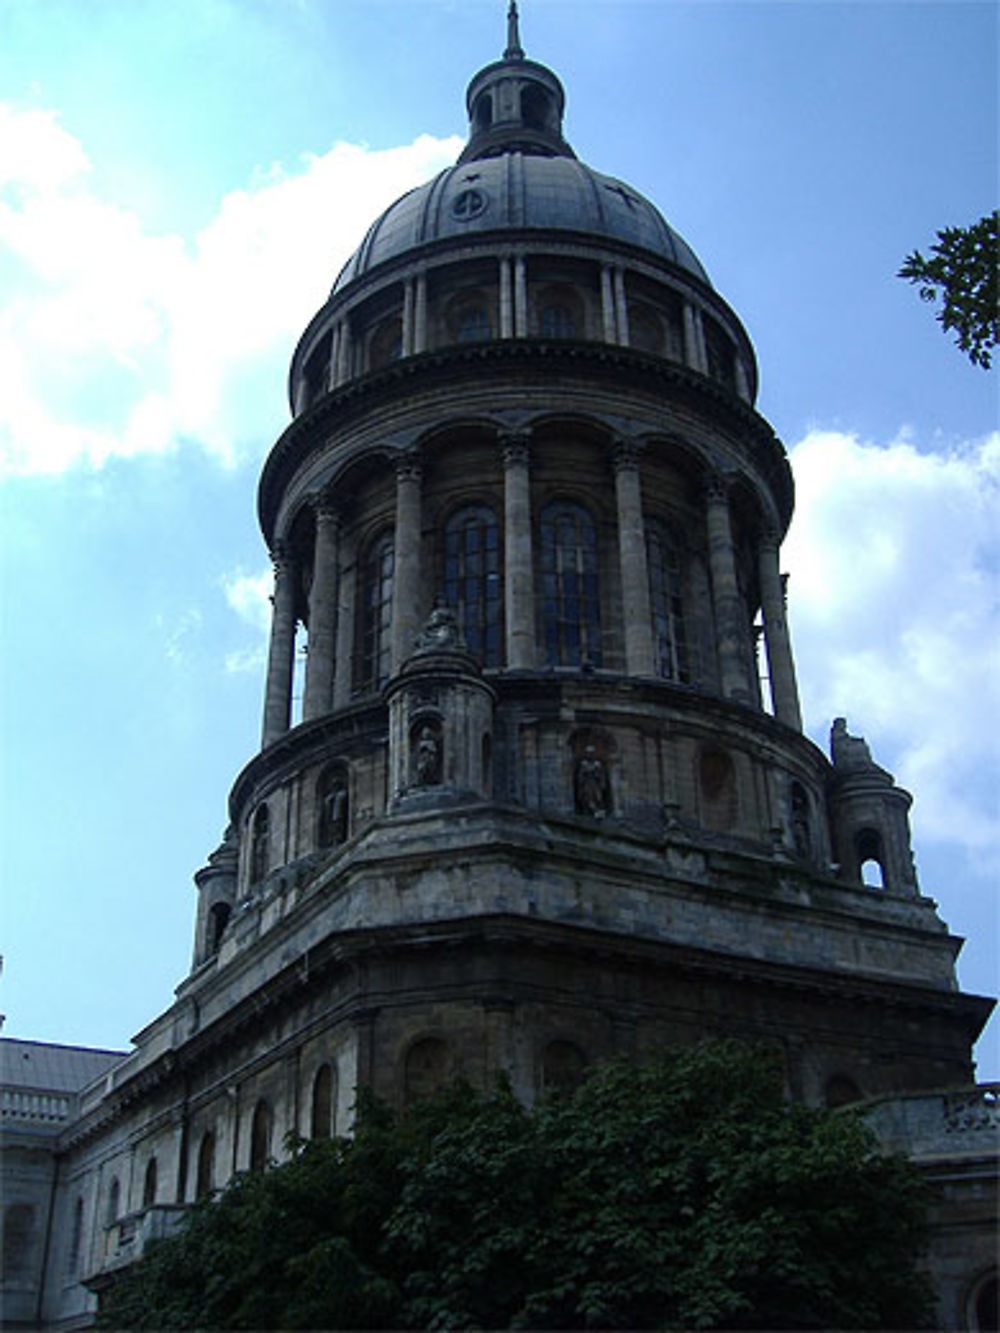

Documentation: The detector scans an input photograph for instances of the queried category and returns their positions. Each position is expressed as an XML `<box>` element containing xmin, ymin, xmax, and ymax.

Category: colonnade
<box><xmin>260</xmin><ymin>436</ymin><xmax>801</xmax><ymax>747</ymax></box>
<box><xmin>294</xmin><ymin>253</ymin><xmax>749</xmax><ymax>411</ymax></box>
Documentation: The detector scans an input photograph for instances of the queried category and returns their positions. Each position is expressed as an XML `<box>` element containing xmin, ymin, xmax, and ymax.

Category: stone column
<box><xmin>704</xmin><ymin>476</ymin><xmax>753</xmax><ymax>703</ymax></box>
<box><xmin>600</xmin><ymin>265</ymin><xmax>616</xmax><ymax>343</ymax></box>
<box><xmin>302</xmin><ymin>498</ymin><xmax>339</xmax><ymax>722</ymax></box>
<box><xmin>401</xmin><ymin>279</ymin><xmax>415</xmax><ymax>357</ymax></box>
<box><xmin>514</xmin><ymin>254</ymin><xmax>528</xmax><ymax>337</ymax></box>
<box><xmin>502</xmin><ymin>430</ymin><xmax>535</xmax><ymax>669</ymax></box>
<box><xmin>613</xmin><ymin>441</ymin><xmax>655</xmax><ymax>676</ymax></box>
<box><xmin>293</xmin><ymin>377</ymin><xmax>309</xmax><ymax>416</ymax></box>
<box><xmin>734</xmin><ymin>355</ymin><xmax>751</xmax><ymax>403</ymax></box>
<box><xmin>758</xmin><ymin>530</ymin><xmax>803</xmax><ymax>730</ymax></box>
<box><xmin>613</xmin><ymin>266</ymin><xmax>630</xmax><ymax>347</ymax></box>
<box><xmin>414</xmin><ymin>272</ymin><xmax>428</xmax><ymax>353</ymax></box>
<box><xmin>390</xmin><ymin>453</ymin><xmax>423</xmax><ymax>673</ymax></box>
<box><xmin>499</xmin><ymin>257</ymin><xmax>514</xmax><ymax>338</ymax></box>
<box><xmin>261</xmin><ymin>542</ymin><xmax>297</xmax><ymax>748</ymax></box>
<box><xmin>332</xmin><ymin>533</ymin><xmax>356</xmax><ymax>709</ymax></box>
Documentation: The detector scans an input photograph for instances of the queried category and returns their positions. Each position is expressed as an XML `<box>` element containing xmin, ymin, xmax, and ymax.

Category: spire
<box><xmin>504</xmin><ymin>1</ymin><xmax>525</xmax><ymax>60</ymax></box>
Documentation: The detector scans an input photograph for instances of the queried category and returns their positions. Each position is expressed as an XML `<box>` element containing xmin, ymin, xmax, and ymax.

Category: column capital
<box><xmin>702</xmin><ymin>471</ymin><xmax>732</xmax><ymax>505</ymax></box>
<box><xmin>310</xmin><ymin>490</ymin><xmax>341</xmax><ymax>525</ymax></box>
<box><xmin>269</xmin><ymin>540</ymin><xmax>295</xmax><ymax>577</ymax></box>
<box><xmin>611</xmin><ymin>438</ymin><xmax>642</xmax><ymax>474</ymax></box>
<box><xmin>500</xmin><ymin>428</ymin><xmax>531</xmax><ymax>469</ymax></box>
<box><xmin>758</xmin><ymin>528</ymin><xmax>782</xmax><ymax>557</ymax></box>
<box><xmin>394</xmin><ymin>449</ymin><xmax>423</xmax><ymax>483</ymax></box>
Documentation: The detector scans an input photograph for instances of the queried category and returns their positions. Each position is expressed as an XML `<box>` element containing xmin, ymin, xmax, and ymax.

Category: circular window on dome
<box><xmin>451</xmin><ymin>188</ymin><xmax>488</xmax><ymax>222</ymax></box>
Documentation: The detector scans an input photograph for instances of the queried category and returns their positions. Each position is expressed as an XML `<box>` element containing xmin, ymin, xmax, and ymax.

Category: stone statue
<box><xmin>415</xmin><ymin>725</ymin><xmax>442</xmax><ymax>786</ymax></box>
<box><xmin>575</xmin><ymin>746</ymin><xmax>610</xmax><ymax>818</ymax></box>
<box><xmin>830</xmin><ymin>717</ymin><xmax>874</xmax><ymax>772</ymax></box>
<box><xmin>413</xmin><ymin>601</ymin><xmax>465</xmax><ymax>655</ymax></box>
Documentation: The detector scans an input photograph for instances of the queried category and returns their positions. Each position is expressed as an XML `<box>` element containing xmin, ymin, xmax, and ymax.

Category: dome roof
<box><xmin>331</xmin><ymin>154</ymin><xmax>710</xmax><ymax>294</ymax></box>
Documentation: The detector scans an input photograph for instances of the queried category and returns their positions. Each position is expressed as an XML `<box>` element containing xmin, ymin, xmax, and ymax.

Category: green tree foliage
<box><xmin>899</xmin><ymin>212</ymin><xmax>999</xmax><ymax>368</ymax></box>
<box><xmin>99</xmin><ymin>1043</ymin><xmax>935</xmax><ymax>1331</ymax></box>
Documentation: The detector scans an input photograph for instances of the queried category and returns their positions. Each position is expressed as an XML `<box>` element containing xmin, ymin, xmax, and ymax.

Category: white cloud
<box><xmin>222</xmin><ymin>566</ymin><xmax>272</xmax><ymax>673</ymax></box>
<box><xmin>785</xmin><ymin>429</ymin><xmax>1000</xmax><ymax>870</ymax></box>
<box><xmin>0</xmin><ymin>103</ymin><xmax>463</xmax><ymax>475</ymax></box>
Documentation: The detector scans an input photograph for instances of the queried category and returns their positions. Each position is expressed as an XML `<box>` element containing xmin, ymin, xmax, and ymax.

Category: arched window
<box><xmin>443</xmin><ymin>505</ymin><xmax>501</xmax><ymax>666</ymax></box>
<box><xmin>317</xmin><ymin>765</ymin><xmax>350</xmax><ymax>848</ymax></box>
<box><xmin>196</xmin><ymin>1131</ymin><xmax>215</xmax><ymax>1199</ymax></box>
<box><xmin>540</xmin><ymin>303</ymin><xmax>576</xmax><ymax>338</ymax></box>
<box><xmin>473</xmin><ymin>91</ymin><xmax>492</xmax><ymax>132</ymax></box>
<box><xmin>67</xmin><ymin>1197</ymin><xmax>84</xmax><ymax>1277</ymax></box>
<box><xmin>357</xmin><ymin>530</ymin><xmax>394</xmax><ymax>693</ymax></box>
<box><xmin>455</xmin><ymin>306</ymin><xmax>492</xmax><ymax>343</ymax></box>
<box><xmin>404</xmin><ymin>1037</ymin><xmax>449</xmax><ymax>1105</ymax></box>
<box><xmin>250</xmin><ymin>1100</ymin><xmax>272</xmax><ymax>1172</ymax></box>
<box><xmin>856</xmin><ymin>828</ymin><xmax>885</xmax><ymax>889</ymax></box>
<box><xmin>310</xmin><ymin>1064</ymin><xmax>337</xmax><ymax>1140</ymax></box>
<box><xmin>542</xmin><ymin>1040</ymin><xmax>586</xmax><ymax>1095</ymax></box>
<box><xmin>106</xmin><ymin>1178</ymin><xmax>120</xmax><ymax>1227</ymax></box>
<box><xmin>540</xmin><ymin>502</ymin><xmax>602</xmax><ymax>668</ymax></box>
<box><xmin>208</xmin><ymin>901</ymin><xmax>231</xmax><ymax>954</ymax></box>
<box><xmin>142</xmin><ymin>1157</ymin><xmax>157</xmax><ymax>1209</ymax></box>
<box><xmin>646</xmin><ymin>520</ymin><xmax>690</xmax><ymax>682</ymax></box>
<box><xmin>250</xmin><ymin>805</ymin><xmax>270</xmax><ymax>884</ymax></box>
<box><xmin>370</xmin><ymin>316</ymin><xmax>403</xmax><ymax>369</ymax></box>
<box><xmin>1</xmin><ymin>1204</ymin><xmax>35</xmax><ymax>1282</ymax></box>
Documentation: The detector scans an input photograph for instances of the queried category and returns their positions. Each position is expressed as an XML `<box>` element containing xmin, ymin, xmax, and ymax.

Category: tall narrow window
<box><xmin>646</xmin><ymin>521</ymin><xmax>690</xmax><ymax>682</ymax></box>
<box><xmin>443</xmin><ymin>505</ymin><xmax>501</xmax><ymax>666</ymax></box>
<box><xmin>142</xmin><ymin>1157</ymin><xmax>157</xmax><ymax>1209</ymax></box>
<box><xmin>196</xmin><ymin>1132</ymin><xmax>215</xmax><ymax>1199</ymax></box>
<box><xmin>357</xmin><ymin>530</ymin><xmax>394</xmax><ymax>692</ymax></box>
<box><xmin>250</xmin><ymin>1100</ymin><xmax>271</xmax><ymax>1172</ymax></box>
<box><xmin>857</xmin><ymin>828</ymin><xmax>886</xmax><ymax>889</ymax></box>
<box><xmin>540</xmin><ymin>502</ymin><xmax>602</xmax><ymax>667</ymax></box>
<box><xmin>310</xmin><ymin>1064</ymin><xmax>336</xmax><ymax>1140</ymax></box>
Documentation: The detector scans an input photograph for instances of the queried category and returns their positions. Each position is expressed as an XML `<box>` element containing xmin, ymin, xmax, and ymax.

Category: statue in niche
<box><xmin>575</xmin><ymin>745</ymin><xmax>610</xmax><ymax>818</ymax></box>
<box><xmin>319</xmin><ymin>778</ymin><xmax>349</xmax><ymax>848</ymax></box>
<box><xmin>414</xmin><ymin>724</ymin><xmax>443</xmax><ymax>786</ymax></box>
<box><xmin>413</xmin><ymin>601</ymin><xmax>465</xmax><ymax>655</ymax></box>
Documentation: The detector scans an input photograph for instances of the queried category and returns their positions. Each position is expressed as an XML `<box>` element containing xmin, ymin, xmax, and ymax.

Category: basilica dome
<box><xmin>331</xmin><ymin>154</ymin><xmax>710</xmax><ymax>294</ymax></box>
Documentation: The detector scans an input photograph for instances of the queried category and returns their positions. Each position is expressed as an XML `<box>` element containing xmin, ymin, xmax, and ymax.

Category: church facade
<box><xmin>2</xmin><ymin>10</ymin><xmax>996</xmax><ymax>1330</ymax></box>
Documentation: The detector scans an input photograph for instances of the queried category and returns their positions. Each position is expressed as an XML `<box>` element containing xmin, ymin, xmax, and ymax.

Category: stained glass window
<box><xmin>646</xmin><ymin>521</ymin><xmax>690</xmax><ymax>682</ymax></box>
<box><xmin>443</xmin><ymin>505</ymin><xmax>501</xmax><ymax>666</ymax></box>
<box><xmin>357</xmin><ymin>530</ymin><xmax>394</xmax><ymax>692</ymax></box>
<box><xmin>540</xmin><ymin>502</ymin><xmax>601</xmax><ymax>667</ymax></box>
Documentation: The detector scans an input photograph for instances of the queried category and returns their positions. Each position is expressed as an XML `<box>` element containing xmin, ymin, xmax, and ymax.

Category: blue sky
<box><xmin>1</xmin><ymin>0</ymin><xmax>997</xmax><ymax>1078</ymax></box>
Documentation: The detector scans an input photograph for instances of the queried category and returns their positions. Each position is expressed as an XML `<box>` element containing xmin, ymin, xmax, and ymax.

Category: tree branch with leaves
<box><xmin>899</xmin><ymin>212</ymin><xmax>999</xmax><ymax>369</ymax></box>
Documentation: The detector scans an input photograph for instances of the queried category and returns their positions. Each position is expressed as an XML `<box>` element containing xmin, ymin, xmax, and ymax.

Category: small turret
<box><xmin>459</xmin><ymin>2</ymin><xmax>575</xmax><ymax>163</ymax></box>
<box><xmin>827</xmin><ymin>718</ymin><xmax>919</xmax><ymax>896</ymax></box>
